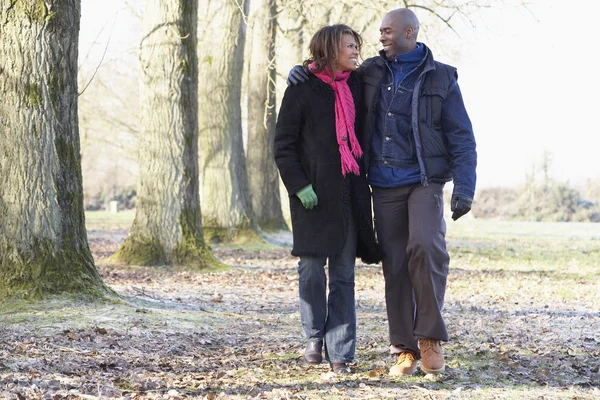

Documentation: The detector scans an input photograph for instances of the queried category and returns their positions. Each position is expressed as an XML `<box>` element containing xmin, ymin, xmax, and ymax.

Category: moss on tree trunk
<box><xmin>113</xmin><ymin>209</ymin><xmax>225</xmax><ymax>270</ymax></box>
<box><xmin>0</xmin><ymin>238</ymin><xmax>110</xmax><ymax>300</ymax></box>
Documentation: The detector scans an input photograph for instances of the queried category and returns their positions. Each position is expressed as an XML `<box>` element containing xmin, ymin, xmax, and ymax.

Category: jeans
<box><xmin>372</xmin><ymin>183</ymin><xmax>450</xmax><ymax>355</ymax></box>
<box><xmin>297</xmin><ymin>215</ymin><xmax>357</xmax><ymax>363</ymax></box>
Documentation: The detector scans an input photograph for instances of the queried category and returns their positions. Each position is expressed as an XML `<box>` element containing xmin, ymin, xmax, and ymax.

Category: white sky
<box><xmin>452</xmin><ymin>0</ymin><xmax>600</xmax><ymax>187</ymax></box>
<box><xmin>79</xmin><ymin>0</ymin><xmax>600</xmax><ymax>189</ymax></box>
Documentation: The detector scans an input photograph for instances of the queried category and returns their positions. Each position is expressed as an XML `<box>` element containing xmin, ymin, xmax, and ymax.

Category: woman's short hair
<box><xmin>304</xmin><ymin>24</ymin><xmax>362</xmax><ymax>80</ymax></box>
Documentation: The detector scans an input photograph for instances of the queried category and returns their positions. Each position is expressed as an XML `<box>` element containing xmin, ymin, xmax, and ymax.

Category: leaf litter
<box><xmin>1</xmin><ymin>223</ymin><xmax>599</xmax><ymax>399</ymax></box>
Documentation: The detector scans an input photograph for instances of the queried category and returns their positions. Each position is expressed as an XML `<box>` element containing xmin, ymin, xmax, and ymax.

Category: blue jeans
<box><xmin>297</xmin><ymin>215</ymin><xmax>357</xmax><ymax>363</ymax></box>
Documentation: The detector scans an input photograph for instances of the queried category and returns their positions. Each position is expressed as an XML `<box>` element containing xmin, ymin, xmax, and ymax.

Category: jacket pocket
<box><xmin>420</xmin><ymin>87</ymin><xmax>446</xmax><ymax>129</ymax></box>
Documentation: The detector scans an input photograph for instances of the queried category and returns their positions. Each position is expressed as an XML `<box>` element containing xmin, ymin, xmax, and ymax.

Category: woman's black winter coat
<box><xmin>274</xmin><ymin>72</ymin><xmax>382</xmax><ymax>264</ymax></box>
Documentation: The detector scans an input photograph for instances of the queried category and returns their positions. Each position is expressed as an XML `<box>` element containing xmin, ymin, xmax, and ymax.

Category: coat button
<box><xmin>387</xmin><ymin>112</ymin><xmax>392</xmax><ymax>116</ymax></box>
<box><xmin>385</xmin><ymin>137</ymin><xmax>391</xmax><ymax>141</ymax></box>
<box><xmin>387</xmin><ymin>87</ymin><xmax>391</xmax><ymax>90</ymax></box>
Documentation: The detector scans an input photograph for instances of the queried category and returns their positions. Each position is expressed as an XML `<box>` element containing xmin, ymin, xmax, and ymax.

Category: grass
<box><xmin>447</xmin><ymin>218</ymin><xmax>600</xmax><ymax>239</ymax></box>
<box><xmin>85</xmin><ymin>209</ymin><xmax>136</xmax><ymax>230</ymax></box>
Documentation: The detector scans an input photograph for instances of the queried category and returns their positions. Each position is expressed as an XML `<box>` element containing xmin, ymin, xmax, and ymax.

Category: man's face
<box><xmin>379</xmin><ymin>13</ymin><xmax>412</xmax><ymax>58</ymax></box>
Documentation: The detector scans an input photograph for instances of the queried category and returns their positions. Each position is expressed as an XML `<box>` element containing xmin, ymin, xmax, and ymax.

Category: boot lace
<box><xmin>397</xmin><ymin>352</ymin><xmax>417</xmax><ymax>365</ymax></box>
<box><xmin>419</xmin><ymin>339</ymin><xmax>441</xmax><ymax>353</ymax></box>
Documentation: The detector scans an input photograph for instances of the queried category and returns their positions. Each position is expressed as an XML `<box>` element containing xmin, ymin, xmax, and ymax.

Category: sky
<box><xmin>450</xmin><ymin>0</ymin><xmax>600</xmax><ymax>187</ymax></box>
<box><xmin>79</xmin><ymin>0</ymin><xmax>600</xmax><ymax>189</ymax></box>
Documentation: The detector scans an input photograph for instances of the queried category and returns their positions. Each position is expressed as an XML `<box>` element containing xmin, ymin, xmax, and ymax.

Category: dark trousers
<box><xmin>372</xmin><ymin>183</ymin><xmax>450</xmax><ymax>355</ymax></box>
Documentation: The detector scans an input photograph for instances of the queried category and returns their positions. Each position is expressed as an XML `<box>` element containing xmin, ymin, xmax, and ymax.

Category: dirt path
<box><xmin>1</xmin><ymin>226</ymin><xmax>599</xmax><ymax>399</ymax></box>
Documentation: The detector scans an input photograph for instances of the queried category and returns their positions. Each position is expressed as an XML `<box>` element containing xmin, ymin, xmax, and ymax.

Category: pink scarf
<box><xmin>309</xmin><ymin>63</ymin><xmax>363</xmax><ymax>176</ymax></box>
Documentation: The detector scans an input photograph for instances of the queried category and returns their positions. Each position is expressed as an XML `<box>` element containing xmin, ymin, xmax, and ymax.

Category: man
<box><xmin>288</xmin><ymin>8</ymin><xmax>476</xmax><ymax>376</ymax></box>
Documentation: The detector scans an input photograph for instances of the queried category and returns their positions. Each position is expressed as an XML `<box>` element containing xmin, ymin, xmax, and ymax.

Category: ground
<box><xmin>1</xmin><ymin>212</ymin><xmax>599</xmax><ymax>399</ymax></box>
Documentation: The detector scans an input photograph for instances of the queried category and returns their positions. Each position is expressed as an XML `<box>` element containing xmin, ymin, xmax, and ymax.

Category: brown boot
<box><xmin>389</xmin><ymin>351</ymin><xmax>417</xmax><ymax>376</ymax></box>
<box><xmin>330</xmin><ymin>362</ymin><xmax>352</xmax><ymax>374</ymax></box>
<box><xmin>304</xmin><ymin>340</ymin><xmax>323</xmax><ymax>364</ymax></box>
<box><xmin>419</xmin><ymin>338</ymin><xmax>445</xmax><ymax>374</ymax></box>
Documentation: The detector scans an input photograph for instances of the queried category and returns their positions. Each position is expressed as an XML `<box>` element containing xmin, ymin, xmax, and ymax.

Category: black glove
<box><xmin>286</xmin><ymin>65</ymin><xmax>309</xmax><ymax>86</ymax></box>
<box><xmin>450</xmin><ymin>194</ymin><xmax>472</xmax><ymax>221</ymax></box>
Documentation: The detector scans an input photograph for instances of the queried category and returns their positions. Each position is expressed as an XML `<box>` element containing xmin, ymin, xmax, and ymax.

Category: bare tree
<box><xmin>113</xmin><ymin>0</ymin><xmax>220</xmax><ymax>268</ymax></box>
<box><xmin>276</xmin><ymin>0</ymin><xmax>529</xmax><ymax>58</ymax></box>
<box><xmin>246</xmin><ymin>0</ymin><xmax>287</xmax><ymax>231</ymax></box>
<box><xmin>197</xmin><ymin>0</ymin><xmax>257</xmax><ymax>238</ymax></box>
<box><xmin>0</xmin><ymin>0</ymin><xmax>110</xmax><ymax>299</ymax></box>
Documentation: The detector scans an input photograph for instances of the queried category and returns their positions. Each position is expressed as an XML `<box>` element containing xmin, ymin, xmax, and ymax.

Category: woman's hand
<box><xmin>296</xmin><ymin>184</ymin><xmax>318</xmax><ymax>209</ymax></box>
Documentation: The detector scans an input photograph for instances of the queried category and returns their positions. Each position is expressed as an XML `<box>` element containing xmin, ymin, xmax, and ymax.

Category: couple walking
<box><xmin>274</xmin><ymin>8</ymin><xmax>477</xmax><ymax>376</ymax></box>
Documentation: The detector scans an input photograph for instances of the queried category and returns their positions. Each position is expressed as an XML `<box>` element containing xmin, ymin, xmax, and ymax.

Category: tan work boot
<box><xmin>419</xmin><ymin>338</ymin><xmax>445</xmax><ymax>374</ymax></box>
<box><xmin>389</xmin><ymin>351</ymin><xmax>418</xmax><ymax>376</ymax></box>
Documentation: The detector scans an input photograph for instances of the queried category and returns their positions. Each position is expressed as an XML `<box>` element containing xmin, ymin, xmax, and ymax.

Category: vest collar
<box><xmin>376</xmin><ymin>42</ymin><xmax>436</xmax><ymax>74</ymax></box>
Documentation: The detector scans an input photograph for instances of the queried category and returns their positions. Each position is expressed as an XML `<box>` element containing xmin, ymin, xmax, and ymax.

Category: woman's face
<box><xmin>335</xmin><ymin>33</ymin><xmax>359</xmax><ymax>72</ymax></box>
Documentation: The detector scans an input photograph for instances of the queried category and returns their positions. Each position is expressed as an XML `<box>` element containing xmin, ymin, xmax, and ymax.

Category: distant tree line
<box><xmin>473</xmin><ymin>179</ymin><xmax>600</xmax><ymax>222</ymax></box>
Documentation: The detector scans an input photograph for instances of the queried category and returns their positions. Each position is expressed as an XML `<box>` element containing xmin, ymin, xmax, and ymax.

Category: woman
<box><xmin>274</xmin><ymin>25</ymin><xmax>381</xmax><ymax>374</ymax></box>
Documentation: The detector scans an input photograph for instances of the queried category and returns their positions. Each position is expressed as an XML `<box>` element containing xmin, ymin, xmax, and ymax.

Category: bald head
<box><xmin>379</xmin><ymin>8</ymin><xmax>420</xmax><ymax>57</ymax></box>
<box><xmin>387</xmin><ymin>9</ymin><xmax>420</xmax><ymax>34</ymax></box>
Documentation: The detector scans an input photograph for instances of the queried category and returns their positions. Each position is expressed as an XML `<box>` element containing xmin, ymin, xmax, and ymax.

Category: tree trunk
<box><xmin>113</xmin><ymin>0</ymin><xmax>220</xmax><ymax>268</ymax></box>
<box><xmin>274</xmin><ymin>4</ymin><xmax>308</xmax><ymax>228</ymax></box>
<box><xmin>198</xmin><ymin>0</ymin><xmax>256</xmax><ymax>234</ymax></box>
<box><xmin>0</xmin><ymin>0</ymin><xmax>109</xmax><ymax>299</ymax></box>
<box><xmin>246</xmin><ymin>0</ymin><xmax>287</xmax><ymax>231</ymax></box>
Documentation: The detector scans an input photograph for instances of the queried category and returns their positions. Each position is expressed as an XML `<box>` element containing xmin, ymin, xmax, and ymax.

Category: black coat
<box><xmin>274</xmin><ymin>72</ymin><xmax>382</xmax><ymax>264</ymax></box>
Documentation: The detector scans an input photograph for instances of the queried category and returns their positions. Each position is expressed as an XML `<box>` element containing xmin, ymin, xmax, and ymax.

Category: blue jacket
<box><xmin>358</xmin><ymin>43</ymin><xmax>477</xmax><ymax>200</ymax></box>
<box><xmin>368</xmin><ymin>44</ymin><xmax>425</xmax><ymax>188</ymax></box>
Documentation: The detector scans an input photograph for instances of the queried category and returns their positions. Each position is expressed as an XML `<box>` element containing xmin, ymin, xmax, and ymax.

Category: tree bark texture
<box><xmin>246</xmin><ymin>0</ymin><xmax>287</xmax><ymax>231</ymax></box>
<box><xmin>114</xmin><ymin>0</ymin><xmax>218</xmax><ymax>267</ymax></box>
<box><xmin>198</xmin><ymin>0</ymin><xmax>255</xmax><ymax>230</ymax></box>
<box><xmin>0</xmin><ymin>0</ymin><xmax>108</xmax><ymax>299</ymax></box>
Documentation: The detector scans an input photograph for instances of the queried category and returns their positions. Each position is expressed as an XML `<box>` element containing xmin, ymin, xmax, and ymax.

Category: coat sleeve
<box><xmin>441</xmin><ymin>81</ymin><xmax>477</xmax><ymax>200</ymax></box>
<box><xmin>274</xmin><ymin>85</ymin><xmax>311</xmax><ymax>196</ymax></box>
<box><xmin>351</xmin><ymin>73</ymin><xmax>369</xmax><ymax>176</ymax></box>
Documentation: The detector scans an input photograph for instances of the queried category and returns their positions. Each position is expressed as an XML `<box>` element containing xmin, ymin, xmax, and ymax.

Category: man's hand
<box><xmin>450</xmin><ymin>194</ymin><xmax>472</xmax><ymax>221</ymax></box>
<box><xmin>286</xmin><ymin>65</ymin><xmax>309</xmax><ymax>86</ymax></box>
<box><xmin>296</xmin><ymin>184</ymin><xmax>318</xmax><ymax>209</ymax></box>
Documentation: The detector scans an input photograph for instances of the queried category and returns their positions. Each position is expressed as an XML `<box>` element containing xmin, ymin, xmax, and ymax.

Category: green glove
<box><xmin>296</xmin><ymin>184</ymin><xmax>318</xmax><ymax>209</ymax></box>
